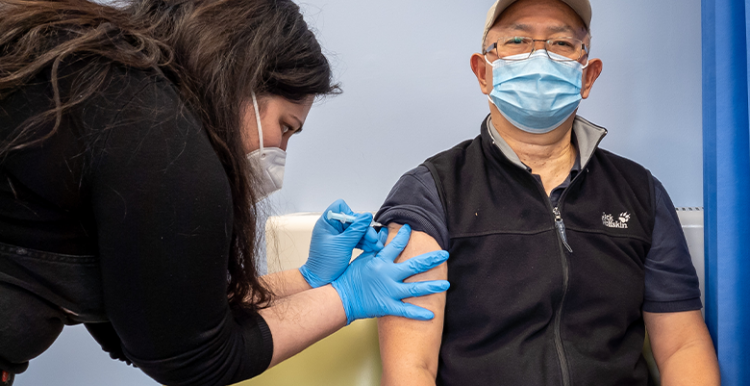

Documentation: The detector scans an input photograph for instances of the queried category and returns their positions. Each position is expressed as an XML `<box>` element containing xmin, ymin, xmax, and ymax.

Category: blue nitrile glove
<box><xmin>356</xmin><ymin>226</ymin><xmax>388</xmax><ymax>254</ymax></box>
<box><xmin>331</xmin><ymin>224</ymin><xmax>451</xmax><ymax>324</ymax></box>
<box><xmin>300</xmin><ymin>199</ymin><xmax>379</xmax><ymax>288</ymax></box>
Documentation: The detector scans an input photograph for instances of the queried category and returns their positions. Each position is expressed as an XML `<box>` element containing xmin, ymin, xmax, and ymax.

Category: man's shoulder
<box><xmin>423</xmin><ymin>114</ymin><xmax>492</xmax><ymax>165</ymax></box>
<box><xmin>594</xmin><ymin>147</ymin><xmax>652</xmax><ymax>176</ymax></box>
<box><xmin>394</xmin><ymin>165</ymin><xmax>436</xmax><ymax>190</ymax></box>
<box><xmin>424</xmin><ymin>136</ymin><xmax>481</xmax><ymax>166</ymax></box>
<box><xmin>592</xmin><ymin>148</ymin><xmax>656</xmax><ymax>216</ymax></box>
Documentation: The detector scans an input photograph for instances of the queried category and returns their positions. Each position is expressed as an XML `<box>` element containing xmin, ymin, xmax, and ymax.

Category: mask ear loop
<box><xmin>251</xmin><ymin>90</ymin><xmax>264</xmax><ymax>157</ymax></box>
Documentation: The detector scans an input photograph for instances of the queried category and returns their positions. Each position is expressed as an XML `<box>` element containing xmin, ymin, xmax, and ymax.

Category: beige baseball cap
<box><xmin>481</xmin><ymin>0</ymin><xmax>592</xmax><ymax>50</ymax></box>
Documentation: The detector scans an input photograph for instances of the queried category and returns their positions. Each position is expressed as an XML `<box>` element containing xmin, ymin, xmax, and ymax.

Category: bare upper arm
<box><xmin>643</xmin><ymin>310</ymin><xmax>714</xmax><ymax>366</ymax></box>
<box><xmin>378</xmin><ymin>223</ymin><xmax>447</xmax><ymax>385</ymax></box>
<box><xmin>643</xmin><ymin>311</ymin><xmax>719</xmax><ymax>385</ymax></box>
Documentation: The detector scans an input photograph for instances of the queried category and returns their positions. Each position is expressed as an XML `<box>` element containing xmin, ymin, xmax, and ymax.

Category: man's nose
<box><xmin>531</xmin><ymin>40</ymin><xmax>546</xmax><ymax>52</ymax></box>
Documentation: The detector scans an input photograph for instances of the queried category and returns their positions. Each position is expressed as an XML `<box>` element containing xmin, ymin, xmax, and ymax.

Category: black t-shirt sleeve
<box><xmin>375</xmin><ymin>165</ymin><xmax>449</xmax><ymax>249</ymax></box>
<box><xmin>642</xmin><ymin>176</ymin><xmax>702</xmax><ymax>313</ymax></box>
<box><xmin>88</xmin><ymin>76</ymin><xmax>272</xmax><ymax>385</ymax></box>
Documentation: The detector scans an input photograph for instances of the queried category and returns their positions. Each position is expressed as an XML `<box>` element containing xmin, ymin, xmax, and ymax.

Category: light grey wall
<box><xmin>274</xmin><ymin>0</ymin><xmax>703</xmax><ymax>214</ymax></box>
<box><xmin>21</xmin><ymin>1</ymin><xmax>702</xmax><ymax>385</ymax></box>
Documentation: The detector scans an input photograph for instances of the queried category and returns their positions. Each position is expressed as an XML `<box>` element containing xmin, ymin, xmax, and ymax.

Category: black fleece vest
<box><xmin>424</xmin><ymin>117</ymin><xmax>655</xmax><ymax>386</ymax></box>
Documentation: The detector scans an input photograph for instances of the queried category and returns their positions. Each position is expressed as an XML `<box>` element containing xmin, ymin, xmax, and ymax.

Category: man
<box><xmin>375</xmin><ymin>0</ymin><xmax>720</xmax><ymax>385</ymax></box>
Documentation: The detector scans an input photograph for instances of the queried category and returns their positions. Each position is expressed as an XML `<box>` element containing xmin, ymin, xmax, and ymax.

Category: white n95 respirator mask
<box><xmin>246</xmin><ymin>91</ymin><xmax>286</xmax><ymax>200</ymax></box>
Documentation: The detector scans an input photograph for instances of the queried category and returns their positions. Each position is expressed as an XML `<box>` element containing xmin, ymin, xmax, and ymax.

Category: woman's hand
<box><xmin>259</xmin><ymin>223</ymin><xmax>448</xmax><ymax>368</ymax></box>
<box><xmin>332</xmin><ymin>224</ymin><xmax>450</xmax><ymax>324</ymax></box>
<box><xmin>299</xmin><ymin>199</ymin><xmax>386</xmax><ymax>288</ymax></box>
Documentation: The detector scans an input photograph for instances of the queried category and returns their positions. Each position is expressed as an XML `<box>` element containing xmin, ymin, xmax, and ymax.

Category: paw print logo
<box><xmin>619</xmin><ymin>212</ymin><xmax>631</xmax><ymax>223</ymax></box>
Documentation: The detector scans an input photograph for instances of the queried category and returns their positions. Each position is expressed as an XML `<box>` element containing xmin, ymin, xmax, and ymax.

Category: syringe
<box><xmin>327</xmin><ymin>210</ymin><xmax>384</xmax><ymax>228</ymax></box>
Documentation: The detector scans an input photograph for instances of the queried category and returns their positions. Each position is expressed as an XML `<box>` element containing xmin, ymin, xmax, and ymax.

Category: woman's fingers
<box><xmin>344</xmin><ymin>212</ymin><xmax>372</xmax><ymax>236</ymax></box>
<box><xmin>320</xmin><ymin>199</ymin><xmax>354</xmax><ymax>232</ymax></box>
<box><xmin>394</xmin><ymin>250</ymin><xmax>449</xmax><ymax>281</ymax></box>
<box><xmin>390</xmin><ymin>302</ymin><xmax>436</xmax><ymax>321</ymax></box>
<box><xmin>377</xmin><ymin>224</ymin><xmax>411</xmax><ymax>262</ymax></box>
<box><xmin>377</xmin><ymin>227</ymin><xmax>388</xmax><ymax>245</ymax></box>
<box><xmin>356</xmin><ymin>224</ymin><xmax>383</xmax><ymax>252</ymax></box>
<box><xmin>403</xmin><ymin>280</ymin><xmax>450</xmax><ymax>298</ymax></box>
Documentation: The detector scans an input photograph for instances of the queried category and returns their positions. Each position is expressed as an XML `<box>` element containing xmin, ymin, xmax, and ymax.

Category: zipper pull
<box><xmin>553</xmin><ymin>207</ymin><xmax>573</xmax><ymax>253</ymax></box>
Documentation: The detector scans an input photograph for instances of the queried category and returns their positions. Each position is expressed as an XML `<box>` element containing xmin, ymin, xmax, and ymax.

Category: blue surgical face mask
<box><xmin>485</xmin><ymin>50</ymin><xmax>588</xmax><ymax>134</ymax></box>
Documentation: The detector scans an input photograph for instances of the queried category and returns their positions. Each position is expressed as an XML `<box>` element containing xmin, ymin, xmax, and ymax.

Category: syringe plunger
<box><xmin>326</xmin><ymin>210</ymin><xmax>384</xmax><ymax>228</ymax></box>
<box><xmin>327</xmin><ymin>210</ymin><xmax>357</xmax><ymax>224</ymax></box>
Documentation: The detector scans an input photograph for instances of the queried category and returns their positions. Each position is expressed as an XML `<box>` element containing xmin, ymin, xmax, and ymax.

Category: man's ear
<box><xmin>470</xmin><ymin>53</ymin><xmax>494</xmax><ymax>95</ymax></box>
<box><xmin>581</xmin><ymin>58</ymin><xmax>603</xmax><ymax>99</ymax></box>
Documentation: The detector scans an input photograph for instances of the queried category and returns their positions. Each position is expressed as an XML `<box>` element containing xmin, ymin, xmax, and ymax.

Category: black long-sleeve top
<box><xmin>0</xmin><ymin>60</ymin><xmax>273</xmax><ymax>385</ymax></box>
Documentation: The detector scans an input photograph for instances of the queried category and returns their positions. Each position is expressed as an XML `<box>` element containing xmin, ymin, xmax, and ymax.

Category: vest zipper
<box><xmin>552</xmin><ymin>205</ymin><xmax>572</xmax><ymax>386</ymax></box>
<box><xmin>523</xmin><ymin>157</ymin><xmax>590</xmax><ymax>386</ymax></box>
<box><xmin>553</xmin><ymin>207</ymin><xmax>573</xmax><ymax>253</ymax></box>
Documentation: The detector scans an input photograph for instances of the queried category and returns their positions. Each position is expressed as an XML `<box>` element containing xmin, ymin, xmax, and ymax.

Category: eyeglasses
<box><xmin>484</xmin><ymin>36</ymin><xmax>589</xmax><ymax>62</ymax></box>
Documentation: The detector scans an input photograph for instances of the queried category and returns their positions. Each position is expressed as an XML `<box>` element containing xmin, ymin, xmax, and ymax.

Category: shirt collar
<box><xmin>485</xmin><ymin>115</ymin><xmax>608</xmax><ymax>172</ymax></box>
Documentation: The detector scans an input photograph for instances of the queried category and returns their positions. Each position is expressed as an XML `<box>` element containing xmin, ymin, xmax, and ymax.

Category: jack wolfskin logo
<box><xmin>602</xmin><ymin>212</ymin><xmax>630</xmax><ymax>229</ymax></box>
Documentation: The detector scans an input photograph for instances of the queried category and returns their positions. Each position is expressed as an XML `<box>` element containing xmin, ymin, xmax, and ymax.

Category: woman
<box><xmin>0</xmin><ymin>0</ymin><xmax>450</xmax><ymax>385</ymax></box>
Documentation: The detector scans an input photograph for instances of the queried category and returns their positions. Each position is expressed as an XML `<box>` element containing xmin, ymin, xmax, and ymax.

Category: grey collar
<box><xmin>486</xmin><ymin>115</ymin><xmax>608</xmax><ymax>170</ymax></box>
